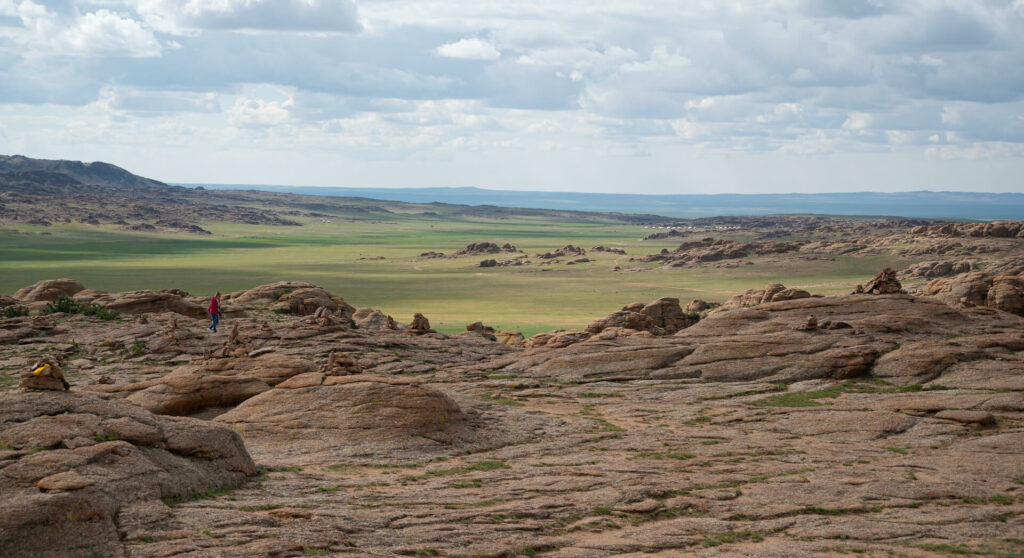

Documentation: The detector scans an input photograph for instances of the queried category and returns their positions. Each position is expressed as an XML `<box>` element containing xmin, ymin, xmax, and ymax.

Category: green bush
<box><xmin>2</xmin><ymin>305</ymin><xmax>30</xmax><ymax>318</ymax></box>
<box><xmin>42</xmin><ymin>295</ymin><xmax>120</xmax><ymax>320</ymax></box>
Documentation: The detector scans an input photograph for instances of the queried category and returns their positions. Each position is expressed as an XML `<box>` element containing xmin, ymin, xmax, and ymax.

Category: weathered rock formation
<box><xmin>901</xmin><ymin>260</ymin><xmax>973</xmax><ymax>279</ymax></box>
<box><xmin>0</xmin><ymin>391</ymin><xmax>256</xmax><ymax>557</ymax></box>
<box><xmin>639</xmin><ymin>238</ymin><xmax>802</xmax><ymax>267</ymax></box>
<box><xmin>921</xmin><ymin>271</ymin><xmax>1024</xmax><ymax>316</ymax></box>
<box><xmin>353</xmin><ymin>307</ymin><xmax>398</xmax><ymax>330</ymax></box>
<box><xmin>719</xmin><ymin>283</ymin><xmax>811</xmax><ymax>310</ymax></box>
<box><xmin>855</xmin><ymin>268</ymin><xmax>904</xmax><ymax>295</ymax></box>
<box><xmin>452</xmin><ymin>242</ymin><xmax>519</xmax><ymax>257</ymax></box>
<box><xmin>12</xmin><ymin>278</ymin><xmax>85</xmax><ymax>302</ymax></box>
<box><xmin>466</xmin><ymin>321</ymin><xmax>496</xmax><ymax>337</ymax></box>
<box><xmin>407</xmin><ymin>312</ymin><xmax>435</xmax><ymax>335</ymax></box>
<box><xmin>19</xmin><ymin>357</ymin><xmax>69</xmax><ymax>391</ymax></box>
<box><xmin>216</xmin><ymin>375</ymin><xmax>467</xmax><ymax>461</ymax></box>
<box><xmin>91</xmin><ymin>290</ymin><xmax>208</xmax><ymax>318</ymax></box>
<box><xmin>270</xmin><ymin>286</ymin><xmax>355</xmax><ymax>317</ymax></box>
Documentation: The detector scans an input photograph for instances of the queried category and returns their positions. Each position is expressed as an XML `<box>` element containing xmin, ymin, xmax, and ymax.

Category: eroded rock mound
<box><xmin>466</xmin><ymin>321</ymin><xmax>496</xmax><ymax>337</ymax></box>
<box><xmin>226</xmin><ymin>281</ymin><xmax>318</xmax><ymax>304</ymax></box>
<box><xmin>537</xmin><ymin>245</ymin><xmax>586</xmax><ymax>259</ymax></box>
<box><xmin>919</xmin><ymin>269</ymin><xmax>1024</xmax><ymax>316</ymax></box>
<box><xmin>720</xmin><ymin>283</ymin><xmax>811</xmax><ymax>310</ymax></box>
<box><xmin>216</xmin><ymin>375</ymin><xmax>467</xmax><ymax>461</ymax></box>
<box><xmin>0</xmin><ymin>391</ymin><xmax>256</xmax><ymax>557</ymax></box>
<box><xmin>13</xmin><ymin>278</ymin><xmax>85</xmax><ymax>302</ymax></box>
<box><xmin>270</xmin><ymin>287</ymin><xmax>355</xmax><ymax>317</ymax></box>
<box><xmin>639</xmin><ymin>238</ymin><xmax>802</xmax><ymax>267</ymax></box>
<box><xmin>908</xmin><ymin>220</ymin><xmax>1024</xmax><ymax>238</ymax></box>
<box><xmin>91</xmin><ymin>290</ymin><xmax>208</xmax><ymax>318</ymax></box>
<box><xmin>452</xmin><ymin>242</ymin><xmax>518</xmax><ymax>257</ymax></box>
<box><xmin>353</xmin><ymin>308</ymin><xmax>398</xmax><ymax>330</ymax></box>
<box><xmin>407</xmin><ymin>312</ymin><xmax>435</xmax><ymax>335</ymax></box>
<box><xmin>90</xmin><ymin>354</ymin><xmax>315</xmax><ymax>416</ymax></box>
<box><xmin>483</xmin><ymin>295</ymin><xmax>1024</xmax><ymax>386</ymax></box>
<box><xmin>591</xmin><ymin>245</ymin><xmax>627</xmax><ymax>255</ymax></box>
<box><xmin>901</xmin><ymin>260</ymin><xmax>973</xmax><ymax>279</ymax></box>
<box><xmin>19</xmin><ymin>357</ymin><xmax>68</xmax><ymax>391</ymax></box>
<box><xmin>586</xmin><ymin>297</ymin><xmax>698</xmax><ymax>336</ymax></box>
<box><xmin>855</xmin><ymin>268</ymin><xmax>904</xmax><ymax>295</ymax></box>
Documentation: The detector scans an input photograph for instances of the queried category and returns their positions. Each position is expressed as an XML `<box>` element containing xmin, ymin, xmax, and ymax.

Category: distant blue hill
<box><xmin>179</xmin><ymin>184</ymin><xmax>1024</xmax><ymax>220</ymax></box>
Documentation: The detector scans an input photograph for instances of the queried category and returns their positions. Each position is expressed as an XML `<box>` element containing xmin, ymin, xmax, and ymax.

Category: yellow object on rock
<box><xmin>32</xmin><ymin>364</ymin><xmax>51</xmax><ymax>376</ymax></box>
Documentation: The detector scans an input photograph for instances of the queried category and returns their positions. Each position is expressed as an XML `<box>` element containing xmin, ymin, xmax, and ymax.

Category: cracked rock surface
<box><xmin>1</xmin><ymin>284</ymin><xmax>1022</xmax><ymax>557</ymax></box>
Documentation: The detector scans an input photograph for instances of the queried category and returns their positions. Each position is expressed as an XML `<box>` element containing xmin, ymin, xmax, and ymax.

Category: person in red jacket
<box><xmin>207</xmin><ymin>292</ymin><xmax>221</xmax><ymax>332</ymax></box>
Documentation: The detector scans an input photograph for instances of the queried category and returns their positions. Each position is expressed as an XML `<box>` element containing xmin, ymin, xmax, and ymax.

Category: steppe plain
<box><xmin>1</xmin><ymin>159</ymin><xmax>1023</xmax><ymax>558</ymax></box>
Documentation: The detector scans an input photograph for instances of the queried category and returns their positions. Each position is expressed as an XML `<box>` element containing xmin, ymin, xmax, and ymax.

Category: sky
<box><xmin>1</xmin><ymin>0</ymin><xmax>1024</xmax><ymax>194</ymax></box>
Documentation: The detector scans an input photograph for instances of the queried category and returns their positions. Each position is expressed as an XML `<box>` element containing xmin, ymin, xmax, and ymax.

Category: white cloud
<box><xmin>436</xmin><ymin>37</ymin><xmax>500</xmax><ymax>60</ymax></box>
<box><xmin>59</xmin><ymin>9</ymin><xmax>162</xmax><ymax>57</ymax></box>
<box><xmin>129</xmin><ymin>0</ymin><xmax>361</xmax><ymax>34</ymax></box>
<box><xmin>1</xmin><ymin>0</ymin><xmax>1023</xmax><ymax>192</ymax></box>
<box><xmin>228</xmin><ymin>95</ymin><xmax>293</xmax><ymax>127</ymax></box>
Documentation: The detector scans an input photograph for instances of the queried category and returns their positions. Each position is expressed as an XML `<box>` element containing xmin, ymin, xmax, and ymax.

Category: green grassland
<box><xmin>0</xmin><ymin>213</ymin><xmax>908</xmax><ymax>336</ymax></box>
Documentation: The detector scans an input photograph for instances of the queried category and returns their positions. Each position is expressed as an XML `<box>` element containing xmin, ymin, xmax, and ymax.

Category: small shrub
<box><xmin>129</xmin><ymin>340</ymin><xmax>148</xmax><ymax>357</ymax></box>
<box><xmin>41</xmin><ymin>295</ymin><xmax>119</xmax><ymax>320</ymax></box>
<box><xmin>3</xmin><ymin>306</ymin><xmax>30</xmax><ymax>318</ymax></box>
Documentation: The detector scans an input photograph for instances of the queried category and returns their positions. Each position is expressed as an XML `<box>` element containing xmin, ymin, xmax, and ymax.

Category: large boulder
<box><xmin>19</xmin><ymin>358</ymin><xmax>69</xmax><ymax>391</ymax></box>
<box><xmin>226</xmin><ymin>281</ymin><xmax>318</xmax><ymax>304</ymax></box>
<box><xmin>91</xmin><ymin>290</ymin><xmax>208</xmax><ymax>319</ymax></box>
<box><xmin>586</xmin><ymin>297</ymin><xmax>697</xmax><ymax>336</ymax></box>
<box><xmin>216</xmin><ymin>375</ymin><xmax>467</xmax><ymax>461</ymax></box>
<box><xmin>0</xmin><ymin>391</ymin><xmax>256</xmax><ymax>558</ymax></box>
<box><xmin>639</xmin><ymin>297</ymin><xmax>695</xmax><ymax>333</ymax></box>
<box><xmin>407</xmin><ymin>312</ymin><xmax>435</xmax><ymax>335</ymax></box>
<box><xmin>919</xmin><ymin>270</ymin><xmax>1024</xmax><ymax>316</ymax></box>
<box><xmin>585</xmin><ymin>310</ymin><xmax>653</xmax><ymax>334</ymax></box>
<box><xmin>353</xmin><ymin>308</ymin><xmax>398</xmax><ymax>330</ymax></box>
<box><xmin>857</xmin><ymin>268</ymin><xmax>904</xmax><ymax>295</ymax></box>
<box><xmin>89</xmin><ymin>354</ymin><xmax>315</xmax><ymax>416</ymax></box>
<box><xmin>270</xmin><ymin>287</ymin><xmax>355</xmax><ymax>317</ymax></box>
<box><xmin>13</xmin><ymin>278</ymin><xmax>85</xmax><ymax>302</ymax></box>
<box><xmin>986</xmin><ymin>275</ymin><xmax>1024</xmax><ymax>316</ymax></box>
<box><xmin>720</xmin><ymin>283</ymin><xmax>811</xmax><ymax>310</ymax></box>
<box><xmin>126</xmin><ymin>371</ymin><xmax>271</xmax><ymax>416</ymax></box>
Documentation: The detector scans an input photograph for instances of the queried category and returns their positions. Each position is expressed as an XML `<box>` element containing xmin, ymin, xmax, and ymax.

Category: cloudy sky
<box><xmin>1</xmin><ymin>0</ymin><xmax>1023</xmax><ymax>193</ymax></box>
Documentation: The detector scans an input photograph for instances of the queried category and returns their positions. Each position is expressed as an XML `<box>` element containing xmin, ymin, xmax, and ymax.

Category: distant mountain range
<box><xmin>1</xmin><ymin>154</ymin><xmax>1019</xmax><ymax>220</ymax></box>
<box><xmin>182</xmin><ymin>184</ymin><xmax>1024</xmax><ymax>220</ymax></box>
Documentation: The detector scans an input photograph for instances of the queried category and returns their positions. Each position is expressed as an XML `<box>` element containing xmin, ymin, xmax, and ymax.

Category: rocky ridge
<box><xmin>1</xmin><ymin>277</ymin><xmax>1023</xmax><ymax>557</ymax></box>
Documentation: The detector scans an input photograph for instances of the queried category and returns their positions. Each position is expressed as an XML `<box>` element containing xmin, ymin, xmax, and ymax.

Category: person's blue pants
<box><xmin>209</xmin><ymin>312</ymin><xmax>220</xmax><ymax>332</ymax></box>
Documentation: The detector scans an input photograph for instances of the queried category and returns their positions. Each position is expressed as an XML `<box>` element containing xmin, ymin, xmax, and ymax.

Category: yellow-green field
<box><xmin>0</xmin><ymin>215</ymin><xmax>908</xmax><ymax>336</ymax></box>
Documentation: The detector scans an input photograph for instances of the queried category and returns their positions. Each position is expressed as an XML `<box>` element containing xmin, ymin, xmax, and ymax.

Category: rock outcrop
<box><xmin>12</xmin><ymin>278</ymin><xmax>85</xmax><ymax>302</ymax></box>
<box><xmin>19</xmin><ymin>357</ymin><xmax>69</xmax><ymax>391</ymax></box>
<box><xmin>0</xmin><ymin>391</ymin><xmax>256</xmax><ymax>557</ymax></box>
<box><xmin>919</xmin><ymin>269</ymin><xmax>1024</xmax><ymax>316</ymax></box>
<box><xmin>270</xmin><ymin>287</ymin><xmax>355</xmax><ymax>317</ymax></box>
<box><xmin>856</xmin><ymin>268</ymin><xmax>904</xmax><ymax>294</ymax></box>
<box><xmin>91</xmin><ymin>290</ymin><xmax>208</xmax><ymax>318</ymax></box>
<box><xmin>407</xmin><ymin>312</ymin><xmax>435</xmax><ymax>335</ymax></box>
<box><xmin>466</xmin><ymin>321</ymin><xmax>496</xmax><ymax>337</ymax></box>
<box><xmin>901</xmin><ymin>260</ymin><xmax>973</xmax><ymax>279</ymax></box>
<box><xmin>585</xmin><ymin>297</ymin><xmax>698</xmax><ymax>336</ymax></box>
<box><xmin>353</xmin><ymin>308</ymin><xmax>398</xmax><ymax>330</ymax></box>
<box><xmin>216</xmin><ymin>375</ymin><xmax>467</xmax><ymax>461</ymax></box>
<box><xmin>719</xmin><ymin>283</ymin><xmax>811</xmax><ymax>309</ymax></box>
<box><xmin>452</xmin><ymin>242</ymin><xmax>518</xmax><ymax>257</ymax></box>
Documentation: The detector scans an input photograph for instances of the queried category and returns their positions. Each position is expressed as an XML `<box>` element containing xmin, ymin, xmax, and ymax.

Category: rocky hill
<box><xmin>1</xmin><ymin>270</ymin><xmax>1022</xmax><ymax>557</ymax></box>
<box><xmin>0</xmin><ymin>155</ymin><xmax>670</xmax><ymax>233</ymax></box>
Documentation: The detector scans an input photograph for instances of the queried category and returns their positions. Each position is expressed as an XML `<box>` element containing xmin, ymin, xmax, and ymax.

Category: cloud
<box><xmin>1</xmin><ymin>0</ymin><xmax>1023</xmax><ymax>192</ymax></box>
<box><xmin>228</xmin><ymin>95</ymin><xmax>293</xmax><ymax>127</ymax></box>
<box><xmin>130</xmin><ymin>0</ymin><xmax>361</xmax><ymax>33</ymax></box>
<box><xmin>436</xmin><ymin>37</ymin><xmax>500</xmax><ymax>60</ymax></box>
